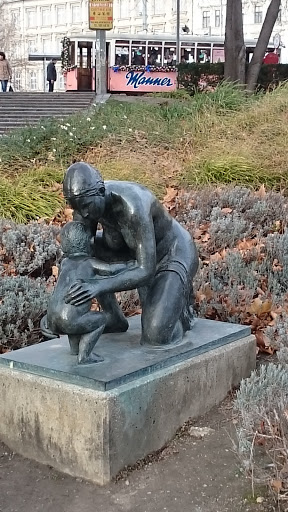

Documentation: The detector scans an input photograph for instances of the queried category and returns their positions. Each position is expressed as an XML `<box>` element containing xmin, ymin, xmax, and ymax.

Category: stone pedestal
<box><xmin>0</xmin><ymin>316</ymin><xmax>256</xmax><ymax>485</ymax></box>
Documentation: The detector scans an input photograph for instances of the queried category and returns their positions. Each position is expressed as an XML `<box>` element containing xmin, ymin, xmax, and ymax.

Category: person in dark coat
<box><xmin>47</xmin><ymin>59</ymin><xmax>57</xmax><ymax>92</ymax></box>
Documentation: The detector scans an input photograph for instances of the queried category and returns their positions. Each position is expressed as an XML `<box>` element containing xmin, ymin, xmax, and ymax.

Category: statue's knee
<box><xmin>142</xmin><ymin>317</ymin><xmax>168</xmax><ymax>346</ymax></box>
<box><xmin>48</xmin><ymin>308</ymin><xmax>74</xmax><ymax>334</ymax></box>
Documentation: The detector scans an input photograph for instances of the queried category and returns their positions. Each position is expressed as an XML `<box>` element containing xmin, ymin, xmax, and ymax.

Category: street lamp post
<box><xmin>176</xmin><ymin>0</ymin><xmax>181</xmax><ymax>64</ymax></box>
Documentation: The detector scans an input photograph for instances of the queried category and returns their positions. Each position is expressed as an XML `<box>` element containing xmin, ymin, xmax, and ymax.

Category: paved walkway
<box><xmin>0</xmin><ymin>402</ymin><xmax>272</xmax><ymax>512</ymax></box>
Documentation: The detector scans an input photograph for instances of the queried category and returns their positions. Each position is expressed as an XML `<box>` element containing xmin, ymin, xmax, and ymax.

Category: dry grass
<box><xmin>1</xmin><ymin>82</ymin><xmax>288</xmax><ymax>223</ymax></box>
<box><xmin>182</xmin><ymin>85</ymin><xmax>288</xmax><ymax>187</ymax></box>
<box><xmin>84</xmin><ymin>144</ymin><xmax>183</xmax><ymax>197</ymax></box>
<box><xmin>80</xmin><ymin>84</ymin><xmax>288</xmax><ymax>192</ymax></box>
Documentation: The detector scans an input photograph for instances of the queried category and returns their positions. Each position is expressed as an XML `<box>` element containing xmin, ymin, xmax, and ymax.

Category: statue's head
<box><xmin>63</xmin><ymin>162</ymin><xmax>106</xmax><ymax>220</ymax></box>
<box><xmin>60</xmin><ymin>221</ymin><xmax>92</xmax><ymax>257</ymax></box>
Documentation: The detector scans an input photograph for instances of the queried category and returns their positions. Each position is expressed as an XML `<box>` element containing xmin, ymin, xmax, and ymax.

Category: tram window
<box><xmin>148</xmin><ymin>45</ymin><xmax>162</xmax><ymax>65</ymax></box>
<box><xmin>115</xmin><ymin>46</ymin><xmax>129</xmax><ymax>65</ymax></box>
<box><xmin>70</xmin><ymin>41</ymin><xmax>75</xmax><ymax>66</ymax></box>
<box><xmin>78</xmin><ymin>47</ymin><xmax>87</xmax><ymax>67</ymax></box>
<box><xmin>197</xmin><ymin>48</ymin><xmax>211</xmax><ymax>63</ymax></box>
<box><xmin>164</xmin><ymin>47</ymin><xmax>176</xmax><ymax>66</ymax></box>
<box><xmin>131</xmin><ymin>45</ymin><xmax>146</xmax><ymax>65</ymax></box>
<box><xmin>180</xmin><ymin>45</ymin><xmax>195</xmax><ymax>63</ymax></box>
<box><xmin>77</xmin><ymin>43</ymin><xmax>92</xmax><ymax>68</ymax></box>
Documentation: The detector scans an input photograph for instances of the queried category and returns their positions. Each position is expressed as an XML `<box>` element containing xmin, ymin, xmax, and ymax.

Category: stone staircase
<box><xmin>0</xmin><ymin>92</ymin><xmax>96</xmax><ymax>135</ymax></box>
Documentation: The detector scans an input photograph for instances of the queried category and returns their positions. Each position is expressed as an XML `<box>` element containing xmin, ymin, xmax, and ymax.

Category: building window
<box><xmin>56</xmin><ymin>5</ymin><xmax>66</xmax><ymax>25</ymax></box>
<box><xmin>254</xmin><ymin>5</ymin><xmax>262</xmax><ymax>24</ymax></box>
<box><xmin>277</xmin><ymin>8</ymin><xmax>281</xmax><ymax>23</ymax></box>
<box><xmin>55</xmin><ymin>37</ymin><xmax>64</xmax><ymax>53</ymax></box>
<box><xmin>71</xmin><ymin>4</ymin><xmax>81</xmax><ymax>23</ymax></box>
<box><xmin>14</xmin><ymin>43</ymin><xmax>21</xmax><ymax>58</ymax></box>
<box><xmin>26</xmin><ymin>9</ymin><xmax>37</xmax><ymax>28</ymax></box>
<box><xmin>42</xmin><ymin>37</ymin><xmax>52</xmax><ymax>54</ymax></box>
<box><xmin>172</xmin><ymin>0</ymin><xmax>186</xmax><ymax>9</ymax></box>
<box><xmin>202</xmin><ymin>10</ymin><xmax>210</xmax><ymax>29</ymax></box>
<box><xmin>11</xmin><ymin>9</ymin><xmax>20</xmax><ymax>25</ymax></box>
<box><xmin>30</xmin><ymin>71</ymin><xmax>37</xmax><ymax>91</ymax></box>
<box><xmin>14</xmin><ymin>72</ymin><xmax>21</xmax><ymax>91</ymax></box>
<box><xmin>41</xmin><ymin>7</ymin><xmax>51</xmax><ymax>26</ymax></box>
<box><xmin>153</xmin><ymin>0</ymin><xmax>163</xmax><ymax>15</ymax></box>
<box><xmin>28</xmin><ymin>39</ymin><xmax>37</xmax><ymax>53</ymax></box>
<box><xmin>120</xmin><ymin>0</ymin><xmax>130</xmax><ymax>18</ymax></box>
<box><xmin>215</xmin><ymin>10</ymin><xmax>220</xmax><ymax>27</ymax></box>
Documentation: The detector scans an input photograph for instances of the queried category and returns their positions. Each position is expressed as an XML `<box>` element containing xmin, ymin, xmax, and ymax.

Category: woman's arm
<box><xmin>65</xmin><ymin>210</ymin><xmax>156</xmax><ymax>305</ymax></box>
<box><xmin>89</xmin><ymin>258</ymin><xmax>135</xmax><ymax>276</ymax></box>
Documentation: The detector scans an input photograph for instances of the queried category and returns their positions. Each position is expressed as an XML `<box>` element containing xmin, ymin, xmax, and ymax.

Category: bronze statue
<box><xmin>42</xmin><ymin>162</ymin><xmax>199</xmax><ymax>364</ymax></box>
<box><xmin>47</xmin><ymin>221</ymin><xmax>132</xmax><ymax>364</ymax></box>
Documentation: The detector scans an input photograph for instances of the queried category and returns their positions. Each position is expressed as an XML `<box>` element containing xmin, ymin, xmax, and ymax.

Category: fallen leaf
<box><xmin>256</xmin><ymin>184</ymin><xmax>266</xmax><ymax>199</ymax></box>
<box><xmin>256</xmin><ymin>287</ymin><xmax>265</xmax><ymax>296</ymax></box>
<box><xmin>202</xmin><ymin>232</ymin><xmax>210</xmax><ymax>243</ymax></box>
<box><xmin>210</xmin><ymin>252</ymin><xmax>223</xmax><ymax>262</ymax></box>
<box><xmin>196</xmin><ymin>291</ymin><xmax>206</xmax><ymax>303</ymax></box>
<box><xmin>271</xmin><ymin>479</ymin><xmax>283</xmax><ymax>492</ymax></box>
<box><xmin>0</xmin><ymin>347</ymin><xmax>11</xmax><ymax>354</ymax></box>
<box><xmin>194</xmin><ymin>228</ymin><xmax>205</xmax><ymax>239</ymax></box>
<box><xmin>255</xmin><ymin>331</ymin><xmax>275</xmax><ymax>354</ymax></box>
<box><xmin>126</xmin><ymin>308</ymin><xmax>142</xmax><ymax>317</ymax></box>
<box><xmin>249</xmin><ymin>298</ymin><xmax>272</xmax><ymax>315</ymax></box>
<box><xmin>52</xmin><ymin>266</ymin><xmax>59</xmax><ymax>279</ymax></box>
<box><xmin>237</xmin><ymin>238</ymin><xmax>255</xmax><ymax>251</ymax></box>
<box><xmin>163</xmin><ymin>187</ymin><xmax>178</xmax><ymax>204</ymax></box>
<box><xmin>64</xmin><ymin>208</ymin><xmax>73</xmax><ymax>221</ymax></box>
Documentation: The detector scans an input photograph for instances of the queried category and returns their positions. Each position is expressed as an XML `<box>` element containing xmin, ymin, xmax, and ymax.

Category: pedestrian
<box><xmin>47</xmin><ymin>58</ymin><xmax>57</xmax><ymax>92</ymax></box>
<box><xmin>0</xmin><ymin>52</ymin><xmax>12</xmax><ymax>93</ymax></box>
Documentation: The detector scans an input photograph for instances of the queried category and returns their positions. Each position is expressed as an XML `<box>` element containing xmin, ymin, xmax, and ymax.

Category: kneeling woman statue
<box><xmin>42</xmin><ymin>162</ymin><xmax>199</xmax><ymax>364</ymax></box>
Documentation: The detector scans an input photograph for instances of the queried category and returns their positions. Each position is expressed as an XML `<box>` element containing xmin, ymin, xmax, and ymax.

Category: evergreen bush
<box><xmin>0</xmin><ymin>276</ymin><xmax>50</xmax><ymax>352</ymax></box>
<box><xmin>0</xmin><ymin>220</ymin><xmax>61</xmax><ymax>277</ymax></box>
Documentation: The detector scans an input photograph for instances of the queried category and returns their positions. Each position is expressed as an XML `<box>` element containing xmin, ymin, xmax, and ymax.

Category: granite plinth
<box><xmin>0</xmin><ymin>316</ymin><xmax>251</xmax><ymax>391</ymax></box>
<box><xmin>0</xmin><ymin>317</ymin><xmax>256</xmax><ymax>485</ymax></box>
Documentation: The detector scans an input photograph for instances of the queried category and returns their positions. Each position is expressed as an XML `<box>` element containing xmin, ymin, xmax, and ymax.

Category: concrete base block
<box><xmin>0</xmin><ymin>318</ymin><xmax>256</xmax><ymax>485</ymax></box>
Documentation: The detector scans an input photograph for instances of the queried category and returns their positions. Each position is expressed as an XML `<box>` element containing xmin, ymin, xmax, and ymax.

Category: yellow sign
<box><xmin>89</xmin><ymin>1</ymin><xmax>113</xmax><ymax>30</ymax></box>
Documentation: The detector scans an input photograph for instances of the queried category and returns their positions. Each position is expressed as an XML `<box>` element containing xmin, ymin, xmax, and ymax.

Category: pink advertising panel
<box><xmin>109</xmin><ymin>69</ymin><xmax>177</xmax><ymax>93</ymax></box>
<box><xmin>64</xmin><ymin>69</ymin><xmax>78</xmax><ymax>90</ymax></box>
<box><xmin>212</xmin><ymin>49</ymin><xmax>225</xmax><ymax>63</ymax></box>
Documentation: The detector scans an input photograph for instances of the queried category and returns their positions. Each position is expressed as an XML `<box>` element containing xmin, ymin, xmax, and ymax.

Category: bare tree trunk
<box><xmin>246</xmin><ymin>0</ymin><xmax>281</xmax><ymax>92</ymax></box>
<box><xmin>224</xmin><ymin>0</ymin><xmax>246</xmax><ymax>84</ymax></box>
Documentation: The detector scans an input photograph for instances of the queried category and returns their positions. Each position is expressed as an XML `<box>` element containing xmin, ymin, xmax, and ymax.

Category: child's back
<box><xmin>47</xmin><ymin>255</ymin><xmax>95</xmax><ymax>335</ymax></box>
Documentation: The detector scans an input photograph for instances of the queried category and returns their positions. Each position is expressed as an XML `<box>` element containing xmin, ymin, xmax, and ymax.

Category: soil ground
<box><xmin>0</xmin><ymin>395</ymin><xmax>276</xmax><ymax>512</ymax></box>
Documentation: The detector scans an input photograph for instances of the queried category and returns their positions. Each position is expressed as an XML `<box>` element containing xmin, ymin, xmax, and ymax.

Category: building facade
<box><xmin>2</xmin><ymin>0</ymin><xmax>287</xmax><ymax>92</ymax></box>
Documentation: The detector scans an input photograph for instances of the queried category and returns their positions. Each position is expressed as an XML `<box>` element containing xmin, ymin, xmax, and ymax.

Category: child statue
<box><xmin>46</xmin><ymin>221</ymin><xmax>130</xmax><ymax>364</ymax></box>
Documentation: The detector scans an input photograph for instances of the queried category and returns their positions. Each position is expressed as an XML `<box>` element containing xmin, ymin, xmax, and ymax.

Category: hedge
<box><xmin>177</xmin><ymin>63</ymin><xmax>288</xmax><ymax>94</ymax></box>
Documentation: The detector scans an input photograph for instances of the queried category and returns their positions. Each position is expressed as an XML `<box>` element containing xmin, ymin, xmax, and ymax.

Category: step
<box><xmin>0</xmin><ymin>119</ymin><xmax>69</xmax><ymax>126</ymax></box>
<box><xmin>0</xmin><ymin>101</ymin><xmax>93</xmax><ymax>108</ymax></box>
<box><xmin>0</xmin><ymin>110</ymin><xmax>89</xmax><ymax>116</ymax></box>
<box><xmin>0</xmin><ymin>93</ymin><xmax>95</xmax><ymax>97</ymax></box>
<box><xmin>0</xmin><ymin>95</ymin><xmax>95</xmax><ymax>100</ymax></box>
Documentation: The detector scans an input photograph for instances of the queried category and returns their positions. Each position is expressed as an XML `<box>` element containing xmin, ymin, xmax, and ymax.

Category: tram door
<box><xmin>77</xmin><ymin>41</ymin><xmax>92</xmax><ymax>91</ymax></box>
